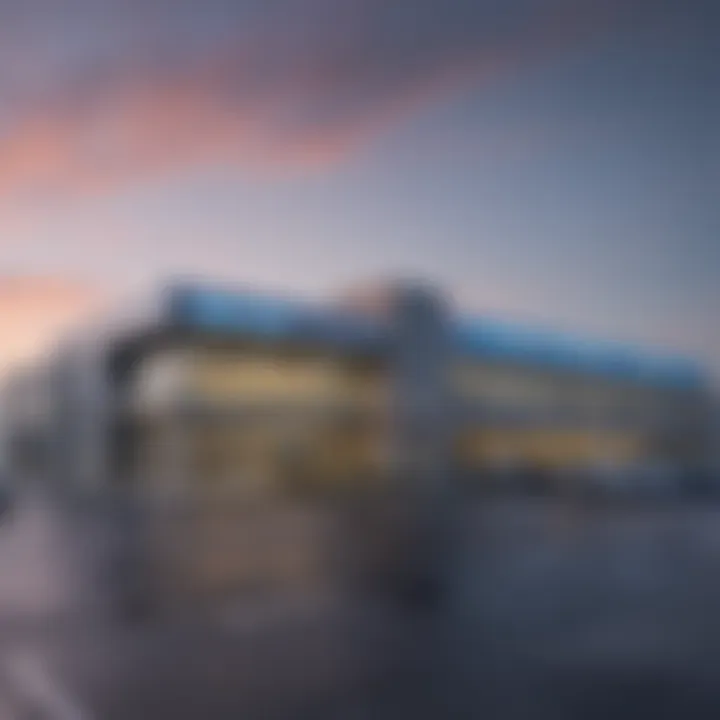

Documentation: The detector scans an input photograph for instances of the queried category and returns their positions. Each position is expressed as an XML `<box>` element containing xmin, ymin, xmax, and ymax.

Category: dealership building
<box><xmin>1</xmin><ymin>279</ymin><xmax>715</xmax><ymax>614</ymax></box>
<box><xmin>3</xmin><ymin>278</ymin><xmax>714</xmax><ymax>492</ymax></box>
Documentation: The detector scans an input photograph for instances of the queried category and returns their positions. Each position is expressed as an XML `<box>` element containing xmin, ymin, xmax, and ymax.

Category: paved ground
<box><xmin>5</xmin><ymin>493</ymin><xmax>720</xmax><ymax>717</ymax></box>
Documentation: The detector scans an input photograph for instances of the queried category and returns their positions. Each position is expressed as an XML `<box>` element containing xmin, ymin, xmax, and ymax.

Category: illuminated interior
<box><xmin>130</xmin><ymin>346</ymin><xmax>391</xmax><ymax>497</ymax></box>
<box><xmin>456</xmin><ymin>428</ymin><xmax>646</xmax><ymax>472</ymax></box>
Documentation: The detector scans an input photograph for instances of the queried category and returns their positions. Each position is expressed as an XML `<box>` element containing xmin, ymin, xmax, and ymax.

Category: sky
<box><xmin>0</xmin><ymin>0</ymin><xmax>717</xmax><ymax>377</ymax></box>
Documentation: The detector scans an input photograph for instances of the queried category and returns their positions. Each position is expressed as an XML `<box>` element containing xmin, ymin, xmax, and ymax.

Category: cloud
<box><xmin>0</xmin><ymin>0</ymin><xmax>706</xmax><ymax>196</ymax></box>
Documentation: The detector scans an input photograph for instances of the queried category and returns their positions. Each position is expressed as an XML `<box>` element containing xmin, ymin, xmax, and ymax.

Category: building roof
<box><xmin>455</xmin><ymin>318</ymin><xmax>705</xmax><ymax>389</ymax></box>
<box><xmin>165</xmin><ymin>282</ymin><xmax>707</xmax><ymax>390</ymax></box>
<box><xmin>166</xmin><ymin>283</ymin><xmax>389</xmax><ymax>350</ymax></box>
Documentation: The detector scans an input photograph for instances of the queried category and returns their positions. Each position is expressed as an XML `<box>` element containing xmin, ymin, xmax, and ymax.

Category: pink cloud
<box><xmin>0</xmin><ymin>0</ymin><xmax>674</xmax><ymax>197</ymax></box>
<box><xmin>0</xmin><ymin>277</ymin><xmax>103</xmax><ymax>370</ymax></box>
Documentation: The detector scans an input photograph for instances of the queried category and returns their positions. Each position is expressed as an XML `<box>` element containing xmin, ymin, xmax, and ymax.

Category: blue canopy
<box><xmin>166</xmin><ymin>284</ymin><xmax>389</xmax><ymax>349</ymax></box>
<box><xmin>165</xmin><ymin>284</ymin><xmax>706</xmax><ymax>389</ymax></box>
<box><xmin>455</xmin><ymin>317</ymin><xmax>705</xmax><ymax>389</ymax></box>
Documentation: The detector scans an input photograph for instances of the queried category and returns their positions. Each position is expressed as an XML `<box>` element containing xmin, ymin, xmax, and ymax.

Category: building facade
<box><xmin>3</xmin><ymin>278</ymin><xmax>714</xmax><ymax>495</ymax></box>
<box><xmin>1</xmin><ymin>279</ymin><xmax>715</xmax><ymax>615</ymax></box>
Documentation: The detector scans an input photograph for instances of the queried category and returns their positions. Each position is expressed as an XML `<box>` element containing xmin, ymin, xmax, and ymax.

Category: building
<box><xmin>3</xmin><ymin>278</ymin><xmax>714</xmax><ymax>493</ymax></box>
<box><xmin>453</xmin><ymin>315</ymin><xmax>711</xmax><ymax>488</ymax></box>
<box><xmin>0</xmin><ymin>364</ymin><xmax>55</xmax><ymax>477</ymax></box>
<box><xmin>0</xmin><ymin>279</ymin><xmax>715</xmax><ymax>615</ymax></box>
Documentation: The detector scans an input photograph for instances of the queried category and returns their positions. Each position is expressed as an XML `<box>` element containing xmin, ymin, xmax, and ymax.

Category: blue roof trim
<box><xmin>166</xmin><ymin>285</ymin><xmax>389</xmax><ymax>351</ymax></box>
<box><xmin>455</xmin><ymin>318</ymin><xmax>705</xmax><ymax>389</ymax></box>
<box><xmin>165</xmin><ymin>285</ymin><xmax>706</xmax><ymax>389</ymax></box>
<box><xmin>168</xmin><ymin>285</ymin><xmax>300</xmax><ymax>337</ymax></box>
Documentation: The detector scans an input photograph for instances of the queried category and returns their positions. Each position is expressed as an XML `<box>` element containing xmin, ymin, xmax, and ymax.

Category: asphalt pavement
<box><xmin>5</xmin><ymin>494</ymin><xmax>720</xmax><ymax>718</ymax></box>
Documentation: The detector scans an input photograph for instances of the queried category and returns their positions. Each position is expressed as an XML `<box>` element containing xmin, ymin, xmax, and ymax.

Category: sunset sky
<box><xmin>0</xmin><ymin>0</ymin><xmax>717</xmax><ymax>377</ymax></box>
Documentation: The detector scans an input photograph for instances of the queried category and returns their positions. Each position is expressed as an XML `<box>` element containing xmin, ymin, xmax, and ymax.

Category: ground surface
<box><xmin>4</xmin><ymin>491</ymin><xmax>720</xmax><ymax>718</ymax></box>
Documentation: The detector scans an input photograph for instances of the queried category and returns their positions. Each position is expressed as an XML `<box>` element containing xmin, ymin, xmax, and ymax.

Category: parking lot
<box><xmin>5</xmin><ymin>492</ymin><xmax>720</xmax><ymax>718</ymax></box>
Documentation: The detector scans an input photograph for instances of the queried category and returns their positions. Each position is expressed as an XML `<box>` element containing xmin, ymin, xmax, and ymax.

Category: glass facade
<box><xmin>127</xmin><ymin>346</ymin><xmax>392</xmax><ymax>502</ymax></box>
